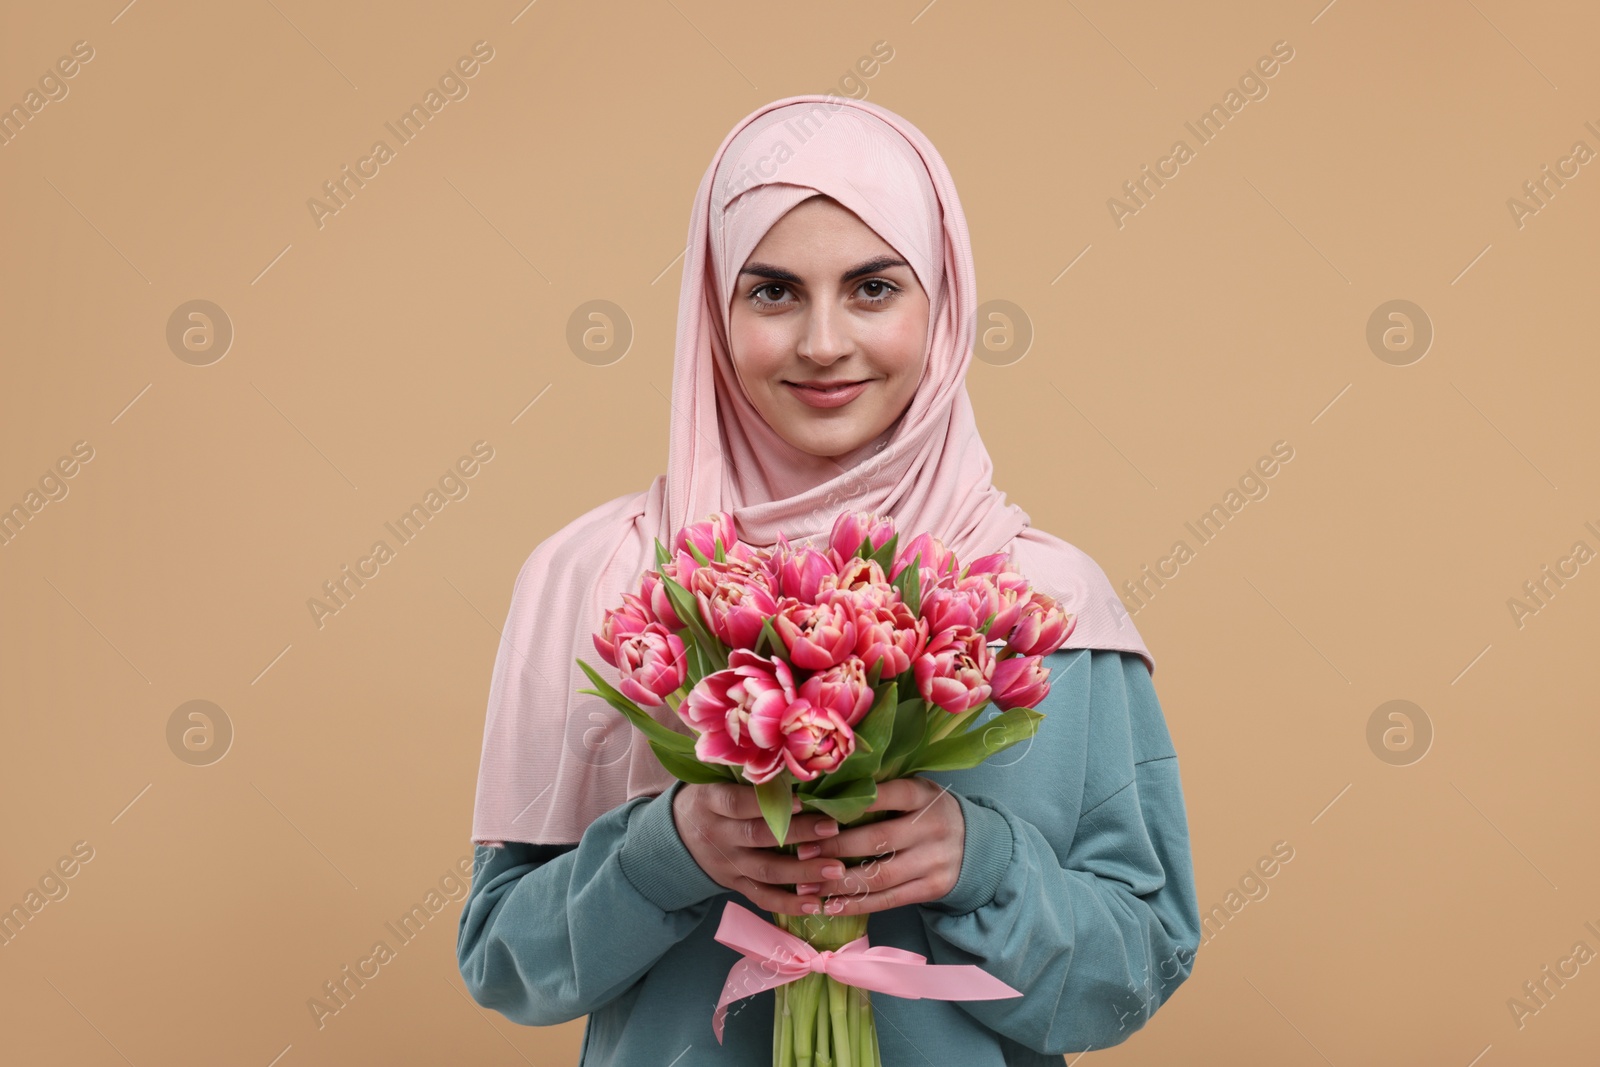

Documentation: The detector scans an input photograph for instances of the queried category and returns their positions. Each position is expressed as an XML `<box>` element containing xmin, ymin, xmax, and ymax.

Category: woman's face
<box><xmin>728</xmin><ymin>196</ymin><xmax>930</xmax><ymax>462</ymax></box>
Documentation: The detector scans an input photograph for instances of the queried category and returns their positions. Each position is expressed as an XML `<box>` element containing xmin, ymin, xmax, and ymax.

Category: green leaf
<box><xmin>756</xmin><ymin>775</ymin><xmax>795</xmax><ymax>846</ymax></box>
<box><xmin>867</xmin><ymin>531</ymin><xmax>899</xmax><ymax>571</ymax></box>
<box><xmin>907</xmin><ymin>707</ymin><xmax>1045</xmax><ymax>773</ymax></box>
<box><xmin>650</xmin><ymin>741</ymin><xmax>736</xmax><ymax>783</ymax></box>
<box><xmin>878</xmin><ymin>696</ymin><xmax>933</xmax><ymax>779</ymax></box>
<box><xmin>803</xmin><ymin>776</ymin><xmax>878</xmax><ymax>823</ymax></box>
<box><xmin>686</xmin><ymin>539</ymin><xmax>713</xmax><ymax>567</ymax></box>
<box><xmin>892</xmin><ymin>550</ymin><xmax>922</xmax><ymax>616</ymax></box>
<box><xmin>936</xmin><ymin>704</ymin><xmax>985</xmax><ymax>742</ymax></box>
<box><xmin>575</xmin><ymin>659</ymin><xmax>695</xmax><ymax>753</ymax></box>
<box><xmin>654</xmin><ymin>537</ymin><xmax>670</xmax><ymax>570</ymax></box>
<box><xmin>661</xmin><ymin>573</ymin><xmax>705</xmax><ymax>637</ymax></box>
<box><xmin>660</xmin><ymin>574</ymin><xmax>727</xmax><ymax>674</ymax></box>
<box><xmin>756</xmin><ymin>615</ymin><xmax>788</xmax><ymax>661</ymax></box>
<box><xmin>760</xmin><ymin>615</ymin><xmax>790</xmax><ymax>660</ymax></box>
<box><xmin>825</xmin><ymin>684</ymin><xmax>897</xmax><ymax>780</ymax></box>
<box><xmin>892</xmin><ymin>668</ymin><xmax>915</xmax><ymax>704</ymax></box>
<box><xmin>864</xmin><ymin>656</ymin><xmax>883</xmax><ymax>689</ymax></box>
<box><xmin>681</xmin><ymin>641</ymin><xmax>704</xmax><ymax>690</ymax></box>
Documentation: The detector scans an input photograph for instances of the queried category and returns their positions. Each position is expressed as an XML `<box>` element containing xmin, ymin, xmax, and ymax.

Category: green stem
<box><xmin>828</xmin><ymin>976</ymin><xmax>852</xmax><ymax>1067</ymax></box>
<box><xmin>928</xmin><ymin>704</ymin><xmax>982</xmax><ymax>744</ymax></box>
<box><xmin>860</xmin><ymin>990</ymin><xmax>876</xmax><ymax>1066</ymax></box>
<box><xmin>847</xmin><ymin>984</ymin><xmax>861</xmax><ymax>1063</ymax></box>
<box><xmin>815</xmin><ymin>977</ymin><xmax>832</xmax><ymax>1066</ymax></box>
<box><xmin>768</xmin><ymin>908</ymin><xmax>884</xmax><ymax>1066</ymax></box>
<box><xmin>779</xmin><ymin>980</ymin><xmax>794</xmax><ymax>1066</ymax></box>
<box><xmin>793</xmin><ymin>972</ymin><xmax>818</xmax><ymax>1067</ymax></box>
<box><xmin>774</xmin><ymin>981</ymin><xmax>784</xmax><ymax>1064</ymax></box>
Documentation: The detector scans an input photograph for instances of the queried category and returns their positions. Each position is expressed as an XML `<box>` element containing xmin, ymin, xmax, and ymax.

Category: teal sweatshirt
<box><xmin>457</xmin><ymin>647</ymin><xmax>1201</xmax><ymax>1064</ymax></box>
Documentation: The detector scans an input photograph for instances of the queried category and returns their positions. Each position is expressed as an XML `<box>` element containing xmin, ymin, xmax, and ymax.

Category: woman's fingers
<box><xmin>816</xmin><ymin>849</ymin><xmax>899</xmax><ymax>898</ymax></box>
<box><xmin>699</xmin><ymin>782</ymin><xmax>845</xmax><ymax>847</ymax></box>
<box><xmin>860</xmin><ymin>774</ymin><xmax>943</xmax><ymax>816</ymax></box>
<box><xmin>736</xmin><ymin>876</ymin><xmax>828</xmax><ymax>916</ymax></box>
<box><xmin>820</xmin><ymin>875</ymin><xmax>939</xmax><ymax>917</ymax></box>
<box><xmin>741</xmin><ymin>812</ymin><xmax>841</xmax><ymax>849</ymax></box>
<box><xmin>696</xmin><ymin>781</ymin><xmax>764</xmax><ymax>821</ymax></box>
<box><xmin>806</xmin><ymin>820</ymin><xmax>896</xmax><ymax>861</ymax></box>
<box><xmin>681</xmin><ymin>781</ymin><xmax>926</xmax><ymax>910</ymax></box>
<box><xmin>735</xmin><ymin>844</ymin><xmax>846</xmax><ymax>891</ymax></box>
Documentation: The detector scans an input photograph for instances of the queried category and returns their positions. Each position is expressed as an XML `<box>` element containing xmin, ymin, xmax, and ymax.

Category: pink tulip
<box><xmin>779</xmin><ymin>698</ymin><xmax>858</xmax><ymax>781</ymax></box>
<box><xmin>828</xmin><ymin>510</ymin><xmax>897</xmax><ymax>561</ymax></box>
<box><xmin>772</xmin><ymin>593</ymin><xmax>858</xmax><ymax>671</ymax></box>
<box><xmin>638</xmin><ymin>570</ymin><xmax>684</xmax><ymax>630</ymax></box>
<box><xmin>594</xmin><ymin>593</ymin><xmax>651</xmax><ymax>668</ymax></box>
<box><xmin>743</xmin><ymin>540</ymin><xmax>785</xmax><ymax>587</ymax></box>
<box><xmin>919</xmin><ymin>583</ymin><xmax>984</xmax><ymax>634</ymax></box>
<box><xmin>774</xmin><ymin>544</ymin><xmax>835</xmax><ymax>604</ymax></box>
<box><xmin>798</xmin><ymin>656</ymin><xmax>875</xmax><ymax>729</ymax></box>
<box><xmin>674</xmin><ymin>511</ymin><xmax>739</xmax><ymax>563</ymax></box>
<box><xmin>1007</xmin><ymin>593</ymin><xmax>1077</xmax><ymax>657</ymax></box>
<box><xmin>854</xmin><ymin>598</ymin><xmax>928</xmax><ymax>679</ymax></box>
<box><xmin>971</xmin><ymin>570</ymin><xmax>1032</xmax><ymax>640</ymax></box>
<box><xmin>822</xmin><ymin>554</ymin><xmax>888</xmax><ymax>595</ymax></box>
<box><xmin>696</xmin><ymin>582</ymin><xmax>778</xmax><ymax>651</ymax></box>
<box><xmin>679</xmin><ymin>649</ymin><xmax>793</xmax><ymax>783</ymax></box>
<box><xmin>682</xmin><ymin>558</ymin><xmax>778</xmax><ymax>649</ymax></box>
<box><xmin>963</xmin><ymin>551</ymin><xmax>1011</xmax><ymax>577</ymax></box>
<box><xmin>990</xmin><ymin>653</ymin><xmax>1050</xmax><ymax>712</ymax></box>
<box><xmin>659</xmin><ymin>550</ymin><xmax>698</xmax><ymax>595</ymax></box>
<box><xmin>615</xmin><ymin>623</ymin><xmax>688</xmax><ymax>707</ymax></box>
<box><xmin>892</xmin><ymin>532</ymin><xmax>960</xmax><ymax>592</ymax></box>
<box><xmin>914</xmin><ymin>625</ymin><xmax>996</xmax><ymax>714</ymax></box>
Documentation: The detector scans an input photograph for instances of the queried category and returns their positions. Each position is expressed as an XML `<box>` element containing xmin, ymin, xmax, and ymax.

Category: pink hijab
<box><xmin>470</xmin><ymin>95</ymin><xmax>1152</xmax><ymax>847</ymax></box>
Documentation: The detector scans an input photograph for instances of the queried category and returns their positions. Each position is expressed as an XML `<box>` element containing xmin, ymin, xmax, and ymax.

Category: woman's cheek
<box><xmin>870</xmin><ymin>311</ymin><xmax>925</xmax><ymax>373</ymax></box>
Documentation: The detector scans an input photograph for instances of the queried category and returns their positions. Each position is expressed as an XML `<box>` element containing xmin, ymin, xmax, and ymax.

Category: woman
<box><xmin>458</xmin><ymin>94</ymin><xmax>1201</xmax><ymax>1063</ymax></box>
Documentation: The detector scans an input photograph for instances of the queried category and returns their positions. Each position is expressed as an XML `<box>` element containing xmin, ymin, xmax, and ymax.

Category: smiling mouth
<box><xmin>784</xmin><ymin>379</ymin><xmax>873</xmax><ymax>409</ymax></box>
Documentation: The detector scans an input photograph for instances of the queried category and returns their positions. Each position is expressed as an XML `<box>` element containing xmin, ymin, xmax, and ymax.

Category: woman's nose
<box><xmin>797</xmin><ymin>302</ymin><xmax>850</xmax><ymax>363</ymax></box>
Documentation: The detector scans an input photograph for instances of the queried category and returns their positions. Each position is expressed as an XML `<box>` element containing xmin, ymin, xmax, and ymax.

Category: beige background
<box><xmin>2</xmin><ymin>1</ymin><xmax>1596</xmax><ymax>1064</ymax></box>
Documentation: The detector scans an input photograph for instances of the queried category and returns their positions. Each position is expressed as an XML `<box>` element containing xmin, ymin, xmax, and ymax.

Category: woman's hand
<box><xmin>672</xmin><ymin>781</ymin><xmax>846</xmax><ymax>915</ymax></box>
<box><xmin>811</xmin><ymin>777</ymin><xmax>966</xmax><ymax>917</ymax></box>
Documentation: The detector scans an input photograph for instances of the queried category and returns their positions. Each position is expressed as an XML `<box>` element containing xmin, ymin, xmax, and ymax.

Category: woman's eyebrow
<box><xmin>738</xmin><ymin>255</ymin><xmax>911</xmax><ymax>285</ymax></box>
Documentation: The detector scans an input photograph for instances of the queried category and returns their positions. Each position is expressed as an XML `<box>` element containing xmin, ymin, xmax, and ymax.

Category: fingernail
<box><xmin>797</xmin><ymin>882</ymin><xmax>820</xmax><ymax>895</ymax></box>
<box><xmin>793</xmin><ymin>798</ymin><xmax>803</xmax><ymax>813</ymax></box>
<box><xmin>818</xmin><ymin>820</ymin><xmax>839</xmax><ymax>836</ymax></box>
<box><xmin>821</xmin><ymin>863</ymin><xmax>844</xmax><ymax>879</ymax></box>
<box><xmin>797</xmin><ymin>843</ymin><xmax>822</xmax><ymax>861</ymax></box>
<box><xmin>803</xmin><ymin>902</ymin><xmax>820</xmax><ymax>914</ymax></box>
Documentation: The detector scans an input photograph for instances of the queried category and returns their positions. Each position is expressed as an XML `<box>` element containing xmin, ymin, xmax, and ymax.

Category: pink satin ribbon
<box><xmin>711</xmin><ymin>900</ymin><xmax>1022</xmax><ymax>1043</ymax></box>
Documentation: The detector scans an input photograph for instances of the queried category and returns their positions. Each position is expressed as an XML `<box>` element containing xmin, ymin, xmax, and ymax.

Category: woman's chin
<box><xmin>783</xmin><ymin>428</ymin><xmax>872</xmax><ymax>462</ymax></box>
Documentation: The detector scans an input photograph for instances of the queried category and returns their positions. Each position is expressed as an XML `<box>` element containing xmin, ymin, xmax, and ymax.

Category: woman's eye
<box><xmin>859</xmin><ymin>279</ymin><xmax>898</xmax><ymax>304</ymax></box>
<box><xmin>747</xmin><ymin>280</ymin><xmax>899</xmax><ymax>307</ymax></box>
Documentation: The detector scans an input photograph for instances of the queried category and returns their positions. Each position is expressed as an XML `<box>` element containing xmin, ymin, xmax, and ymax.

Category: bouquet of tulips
<box><xmin>577</xmin><ymin>509</ymin><xmax>1076</xmax><ymax>1067</ymax></box>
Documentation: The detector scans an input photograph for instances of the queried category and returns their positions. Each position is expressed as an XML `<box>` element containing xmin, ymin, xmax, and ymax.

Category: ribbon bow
<box><xmin>711</xmin><ymin>900</ymin><xmax>1021</xmax><ymax>1043</ymax></box>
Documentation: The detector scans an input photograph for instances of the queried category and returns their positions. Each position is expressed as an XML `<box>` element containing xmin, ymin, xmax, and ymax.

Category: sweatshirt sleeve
<box><xmin>457</xmin><ymin>778</ymin><xmax>726</xmax><ymax>1026</ymax></box>
<box><xmin>917</xmin><ymin>649</ymin><xmax>1202</xmax><ymax>1054</ymax></box>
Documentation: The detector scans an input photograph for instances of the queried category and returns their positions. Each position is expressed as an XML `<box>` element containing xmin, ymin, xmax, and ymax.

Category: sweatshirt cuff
<box><xmin>617</xmin><ymin>779</ymin><xmax>727</xmax><ymax>912</ymax></box>
<box><xmin>925</xmin><ymin>792</ymin><xmax>1013</xmax><ymax>915</ymax></box>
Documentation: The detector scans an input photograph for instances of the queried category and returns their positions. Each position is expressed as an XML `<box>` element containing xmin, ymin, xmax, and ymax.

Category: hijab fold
<box><xmin>470</xmin><ymin>95</ymin><xmax>1152</xmax><ymax>847</ymax></box>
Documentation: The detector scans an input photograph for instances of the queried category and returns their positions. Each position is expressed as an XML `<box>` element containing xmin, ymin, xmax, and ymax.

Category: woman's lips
<box><xmin>785</xmin><ymin>380</ymin><xmax>871</xmax><ymax>408</ymax></box>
